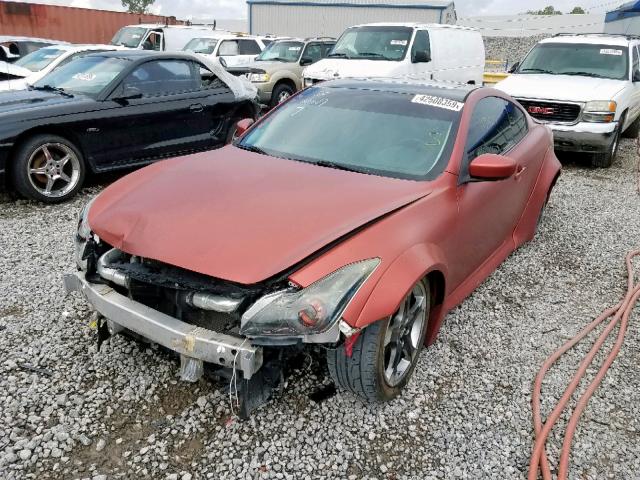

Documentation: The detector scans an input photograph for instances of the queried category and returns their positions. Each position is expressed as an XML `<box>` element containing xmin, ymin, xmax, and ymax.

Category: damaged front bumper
<box><xmin>63</xmin><ymin>272</ymin><xmax>264</xmax><ymax>379</ymax></box>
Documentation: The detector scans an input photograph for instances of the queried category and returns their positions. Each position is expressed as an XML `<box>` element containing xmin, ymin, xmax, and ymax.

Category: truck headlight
<box><xmin>240</xmin><ymin>259</ymin><xmax>380</xmax><ymax>338</ymax></box>
<box><xmin>75</xmin><ymin>197</ymin><xmax>95</xmax><ymax>270</ymax></box>
<box><xmin>583</xmin><ymin>101</ymin><xmax>617</xmax><ymax>123</ymax></box>
<box><xmin>249</xmin><ymin>72</ymin><xmax>270</xmax><ymax>83</ymax></box>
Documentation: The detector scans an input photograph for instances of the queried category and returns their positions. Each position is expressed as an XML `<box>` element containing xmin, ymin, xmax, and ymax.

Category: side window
<box><xmin>322</xmin><ymin>43</ymin><xmax>335</xmax><ymax>57</ymax></box>
<box><xmin>411</xmin><ymin>30</ymin><xmax>430</xmax><ymax>62</ymax></box>
<box><xmin>142</xmin><ymin>32</ymin><xmax>163</xmax><ymax>51</ymax></box>
<box><xmin>302</xmin><ymin>43</ymin><xmax>323</xmax><ymax>64</ymax></box>
<box><xmin>463</xmin><ymin>97</ymin><xmax>528</xmax><ymax>174</ymax></box>
<box><xmin>218</xmin><ymin>40</ymin><xmax>239</xmax><ymax>56</ymax></box>
<box><xmin>633</xmin><ymin>46</ymin><xmax>640</xmax><ymax>77</ymax></box>
<box><xmin>123</xmin><ymin>60</ymin><xmax>197</xmax><ymax>97</ymax></box>
<box><xmin>239</xmin><ymin>40</ymin><xmax>261</xmax><ymax>55</ymax></box>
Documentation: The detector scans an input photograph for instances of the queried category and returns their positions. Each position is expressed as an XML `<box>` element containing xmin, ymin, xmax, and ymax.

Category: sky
<box><xmin>20</xmin><ymin>0</ymin><xmax>624</xmax><ymax>20</ymax></box>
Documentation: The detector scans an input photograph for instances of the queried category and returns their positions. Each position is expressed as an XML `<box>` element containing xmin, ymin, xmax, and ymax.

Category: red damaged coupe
<box><xmin>65</xmin><ymin>79</ymin><xmax>560</xmax><ymax>415</ymax></box>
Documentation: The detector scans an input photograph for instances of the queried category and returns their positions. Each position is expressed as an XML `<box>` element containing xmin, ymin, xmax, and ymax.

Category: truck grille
<box><xmin>516</xmin><ymin>99</ymin><xmax>582</xmax><ymax>124</ymax></box>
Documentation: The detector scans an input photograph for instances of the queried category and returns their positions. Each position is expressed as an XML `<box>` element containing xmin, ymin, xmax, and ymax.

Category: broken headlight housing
<box><xmin>74</xmin><ymin>197</ymin><xmax>96</xmax><ymax>270</ymax></box>
<box><xmin>240</xmin><ymin>259</ymin><xmax>379</xmax><ymax>338</ymax></box>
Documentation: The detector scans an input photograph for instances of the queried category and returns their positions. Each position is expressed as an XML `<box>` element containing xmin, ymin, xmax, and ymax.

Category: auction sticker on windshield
<box><xmin>600</xmin><ymin>49</ymin><xmax>623</xmax><ymax>56</ymax></box>
<box><xmin>411</xmin><ymin>95</ymin><xmax>464</xmax><ymax>112</ymax></box>
<box><xmin>390</xmin><ymin>40</ymin><xmax>408</xmax><ymax>46</ymax></box>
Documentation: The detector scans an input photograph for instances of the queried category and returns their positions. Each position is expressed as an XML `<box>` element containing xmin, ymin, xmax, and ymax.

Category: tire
<box><xmin>591</xmin><ymin>123</ymin><xmax>620</xmax><ymax>168</ymax></box>
<box><xmin>226</xmin><ymin>117</ymin><xmax>243</xmax><ymax>144</ymax></box>
<box><xmin>11</xmin><ymin>134</ymin><xmax>85</xmax><ymax>203</ymax></box>
<box><xmin>327</xmin><ymin>279</ymin><xmax>431</xmax><ymax>402</ymax></box>
<box><xmin>270</xmin><ymin>83</ymin><xmax>294</xmax><ymax>108</ymax></box>
<box><xmin>623</xmin><ymin>114</ymin><xmax>640</xmax><ymax>139</ymax></box>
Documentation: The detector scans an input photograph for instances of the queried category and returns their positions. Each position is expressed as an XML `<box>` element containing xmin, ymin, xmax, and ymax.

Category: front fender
<box><xmin>352</xmin><ymin>242</ymin><xmax>449</xmax><ymax>332</ymax></box>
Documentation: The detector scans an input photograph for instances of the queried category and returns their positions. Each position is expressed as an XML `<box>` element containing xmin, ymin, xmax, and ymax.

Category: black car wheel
<box><xmin>591</xmin><ymin>122</ymin><xmax>621</xmax><ymax>168</ymax></box>
<box><xmin>12</xmin><ymin>134</ymin><xmax>85</xmax><ymax>203</ymax></box>
<box><xmin>327</xmin><ymin>279</ymin><xmax>430</xmax><ymax>402</ymax></box>
<box><xmin>270</xmin><ymin>84</ymin><xmax>294</xmax><ymax>108</ymax></box>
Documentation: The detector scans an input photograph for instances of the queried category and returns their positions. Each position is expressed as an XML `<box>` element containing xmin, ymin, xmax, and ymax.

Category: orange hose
<box><xmin>528</xmin><ymin>249</ymin><xmax>640</xmax><ymax>480</ymax></box>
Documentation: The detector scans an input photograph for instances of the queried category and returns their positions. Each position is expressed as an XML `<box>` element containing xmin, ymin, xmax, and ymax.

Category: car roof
<box><xmin>352</xmin><ymin>22</ymin><xmax>478</xmax><ymax>32</ymax></box>
<box><xmin>321</xmin><ymin>78</ymin><xmax>479</xmax><ymax>102</ymax></box>
<box><xmin>85</xmin><ymin>50</ymin><xmax>197</xmax><ymax>61</ymax></box>
<box><xmin>540</xmin><ymin>34</ymin><xmax>633</xmax><ymax>47</ymax></box>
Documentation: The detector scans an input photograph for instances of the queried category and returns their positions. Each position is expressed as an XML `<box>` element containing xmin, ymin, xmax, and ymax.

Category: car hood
<box><xmin>304</xmin><ymin>58</ymin><xmax>400</xmax><ymax>80</ymax></box>
<box><xmin>0</xmin><ymin>60</ymin><xmax>31</xmax><ymax>78</ymax></box>
<box><xmin>250</xmin><ymin>60</ymin><xmax>299</xmax><ymax>73</ymax></box>
<box><xmin>0</xmin><ymin>89</ymin><xmax>87</xmax><ymax>116</ymax></box>
<box><xmin>89</xmin><ymin>147</ymin><xmax>432</xmax><ymax>285</ymax></box>
<box><xmin>495</xmin><ymin>74</ymin><xmax>627</xmax><ymax>103</ymax></box>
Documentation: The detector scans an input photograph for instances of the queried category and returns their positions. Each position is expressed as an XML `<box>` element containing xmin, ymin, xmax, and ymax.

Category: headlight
<box><xmin>249</xmin><ymin>72</ymin><xmax>269</xmax><ymax>83</ymax></box>
<box><xmin>75</xmin><ymin>197</ymin><xmax>95</xmax><ymax>270</ymax></box>
<box><xmin>240</xmin><ymin>259</ymin><xmax>380</xmax><ymax>338</ymax></box>
<box><xmin>583</xmin><ymin>100</ymin><xmax>617</xmax><ymax>123</ymax></box>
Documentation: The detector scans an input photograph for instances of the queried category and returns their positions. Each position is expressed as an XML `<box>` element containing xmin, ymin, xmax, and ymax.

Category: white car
<box><xmin>0</xmin><ymin>44</ymin><xmax>124</xmax><ymax>92</ymax></box>
<box><xmin>496</xmin><ymin>33</ymin><xmax>640</xmax><ymax>168</ymax></box>
<box><xmin>303</xmin><ymin>23</ymin><xmax>485</xmax><ymax>87</ymax></box>
<box><xmin>183</xmin><ymin>34</ymin><xmax>274</xmax><ymax>68</ymax></box>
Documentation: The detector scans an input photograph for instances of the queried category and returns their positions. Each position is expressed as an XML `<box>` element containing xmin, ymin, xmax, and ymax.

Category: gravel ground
<box><xmin>0</xmin><ymin>141</ymin><xmax>639</xmax><ymax>480</ymax></box>
<box><xmin>484</xmin><ymin>35</ymin><xmax>549</xmax><ymax>70</ymax></box>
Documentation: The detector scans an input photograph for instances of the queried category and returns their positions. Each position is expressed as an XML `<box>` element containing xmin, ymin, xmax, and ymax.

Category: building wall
<box><xmin>0</xmin><ymin>1</ymin><xmax>182</xmax><ymax>44</ymax></box>
<box><xmin>250</xmin><ymin>4</ymin><xmax>453</xmax><ymax>37</ymax></box>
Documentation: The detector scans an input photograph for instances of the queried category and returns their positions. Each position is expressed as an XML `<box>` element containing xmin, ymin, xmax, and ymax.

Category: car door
<box><xmin>629</xmin><ymin>45</ymin><xmax>640</xmax><ymax>125</ymax></box>
<box><xmin>89</xmin><ymin>59</ymin><xmax>214</xmax><ymax>168</ymax></box>
<box><xmin>451</xmin><ymin>96</ymin><xmax>534</xmax><ymax>283</ymax></box>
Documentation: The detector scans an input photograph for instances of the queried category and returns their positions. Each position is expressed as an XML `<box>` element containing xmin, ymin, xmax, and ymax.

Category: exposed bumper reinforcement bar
<box><xmin>63</xmin><ymin>272</ymin><xmax>263</xmax><ymax>379</ymax></box>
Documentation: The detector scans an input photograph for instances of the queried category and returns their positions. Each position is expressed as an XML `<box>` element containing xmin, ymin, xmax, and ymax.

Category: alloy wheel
<box><xmin>27</xmin><ymin>143</ymin><xmax>81</xmax><ymax>198</ymax></box>
<box><xmin>383</xmin><ymin>282</ymin><xmax>428</xmax><ymax>387</ymax></box>
<box><xmin>278</xmin><ymin>91</ymin><xmax>291</xmax><ymax>103</ymax></box>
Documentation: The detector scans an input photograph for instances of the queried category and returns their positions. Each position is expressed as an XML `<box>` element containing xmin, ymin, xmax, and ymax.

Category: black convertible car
<box><xmin>0</xmin><ymin>51</ymin><xmax>259</xmax><ymax>202</ymax></box>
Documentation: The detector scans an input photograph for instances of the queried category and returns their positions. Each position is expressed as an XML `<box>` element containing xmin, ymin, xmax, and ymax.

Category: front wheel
<box><xmin>11</xmin><ymin>134</ymin><xmax>85</xmax><ymax>203</ymax></box>
<box><xmin>591</xmin><ymin>124</ymin><xmax>620</xmax><ymax>168</ymax></box>
<box><xmin>327</xmin><ymin>279</ymin><xmax>430</xmax><ymax>402</ymax></box>
<box><xmin>270</xmin><ymin>84</ymin><xmax>294</xmax><ymax>108</ymax></box>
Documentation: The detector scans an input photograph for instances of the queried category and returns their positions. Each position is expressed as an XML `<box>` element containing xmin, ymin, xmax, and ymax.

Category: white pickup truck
<box><xmin>496</xmin><ymin>34</ymin><xmax>640</xmax><ymax>167</ymax></box>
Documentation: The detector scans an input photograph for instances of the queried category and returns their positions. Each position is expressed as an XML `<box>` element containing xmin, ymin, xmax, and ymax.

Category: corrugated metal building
<box><xmin>0</xmin><ymin>1</ymin><xmax>182</xmax><ymax>44</ymax></box>
<box><xmin>605</xmin><ymin>1</ymin><xmax>640</xmax><ymax>34</ymax></box>
<box><xmin>247</xmin><ymin>0</ymin><xmax>456</xmax><ymax>38</ymax></box>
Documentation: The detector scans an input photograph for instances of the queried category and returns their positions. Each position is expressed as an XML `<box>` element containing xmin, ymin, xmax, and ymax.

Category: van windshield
<box><xmin>329</xmin><ymin>26</ymin><xmax>413</xmax><ymax>61</ymax></box>
<box><xmin>518</xmin><ymin>43</ymin><xmax>629</xmax><ymax>80</ymax></box>
<box><xmin>111</xmin><ymin>27</ymin><xmax>147</xmax><ymax>48</ymax></box>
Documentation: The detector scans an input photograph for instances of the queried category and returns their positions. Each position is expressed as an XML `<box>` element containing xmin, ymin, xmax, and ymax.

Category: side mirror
<box><xmin>468</xmin><ymin>154</ymin><xmax>517</xmax><ymax>181</ymax></box>
<box><xmin>235</xmin><ymin>118</ymin><xmax>255</xmax><ymax>139</ymax></box>
<box><xmin>113</xmin><ymin>85</ymin><xmax>143</xmax><ymax>102</ymax></box>
<box><xmin>633</xmin><ymin>70</ymin><xmax>640</xmax><ymax>82</ymax></box>
<box><xmin>300</xmin><ymin>57</ymin><xmax>313</xmax><ymax>66</ymax></box>
<box><xmin>508</xmin><ymin>61</ymin><xmax>520</xmax><ymax>74</ymax></box>
<box><xmin>412</xmin><ymin>50</ymin><xmax>431</xmax><ymax>63</ymax></box>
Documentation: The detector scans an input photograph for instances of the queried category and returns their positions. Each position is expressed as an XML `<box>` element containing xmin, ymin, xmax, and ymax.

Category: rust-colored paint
<box><xmin>0</xmin><ymin>1</ymin><xmax>183</xmax><ymax>44</ymax></box>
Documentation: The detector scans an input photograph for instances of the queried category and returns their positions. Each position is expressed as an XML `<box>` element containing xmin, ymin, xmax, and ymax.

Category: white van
<box><xmin>110</xmin><ymin>25</ymin><xmax>226</xmax><ymax>52</ymax></box>
<box><xmin>303</xmin><ymin>23</ymin><xmax>484</xmax><ymax>87</ymax></box>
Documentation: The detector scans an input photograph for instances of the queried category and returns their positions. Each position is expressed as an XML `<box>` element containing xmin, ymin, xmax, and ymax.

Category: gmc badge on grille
<box><xmin>528</xmin><ymin>106</ymin><xmax>555</xmax><ymax>115</ymax></box>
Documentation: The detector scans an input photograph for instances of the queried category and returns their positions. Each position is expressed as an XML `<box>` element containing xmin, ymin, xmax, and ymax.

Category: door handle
<box><xmin>190</xmin><ymin>104</ymin><xmax>204</xmax><ymax>113</ymax></box>
<box><xmin>514</xmin><ymin>165</ymin><xmax>527</xmax><ymax>179</ymax></box>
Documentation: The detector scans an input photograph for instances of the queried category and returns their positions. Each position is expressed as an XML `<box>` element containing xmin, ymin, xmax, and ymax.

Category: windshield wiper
<box><xmin>561</xmin><ymin>71</ymin><xmax>606</xmax><ymax>78</ymax></box>
<box><xmin>328</xmin><ymin>52</ymin><xmax>350</xmax><ymax>58</ymax></box>
<box><xmin>31</xmin><ymin>84</ymin><xmax>74</xmax><ymax>98</ymax></box>
<box><xmin>236</xmin><ymin>144</ymin><xmax>268</xmax><ymax>155</ymax></box>
<box><xmin>520</xmin><ymin>68</ymin><xmax>556</xmax><ymax>74</ymax></box>
<box><xmin>357</xmin><ymin>52</ymin><xmax>391</xmax><ymax>60</ymax></box>
<box><xmin>311</xmin><ymin>160</ymin><xmax>364</xmax><ymax>174</ymax></box>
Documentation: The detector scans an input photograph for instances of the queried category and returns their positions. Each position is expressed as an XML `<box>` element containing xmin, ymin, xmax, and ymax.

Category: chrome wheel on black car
<box><xmin>12</xmin><ymin>134</ymin><xmax>85</xmax><ymax>203</ymax></box>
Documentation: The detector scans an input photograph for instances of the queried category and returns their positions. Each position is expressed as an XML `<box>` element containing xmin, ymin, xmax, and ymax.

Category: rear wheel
<box><xmin>11</xmin><ymin>134</ymin><xmax>85</xmax><ymax>203</ymax></box>
<box><xmin>327</xmin><ymin>279</ymin><xmax>430</xmax><ymax>402</ymax></box>
<box><xmin>591</xmin><ymin>123</ymin><xmax>620</xmax><ymax>168</ymax></box>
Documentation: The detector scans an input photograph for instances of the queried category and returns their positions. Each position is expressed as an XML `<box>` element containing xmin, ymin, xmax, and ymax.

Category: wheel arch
<box><xmin>353</xmin><ymin>243</ymin><xmax>450</xmax><ymax>343</ymax></box>
<box><xmin>7</xmin><ymin>126</ymin><xmax>93</xmax><ymax>176</ymax></box>
<box><xmin>272</xmin><ymin>77</ymin><xmax>297</xmax><ymax>92</ymax></box>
